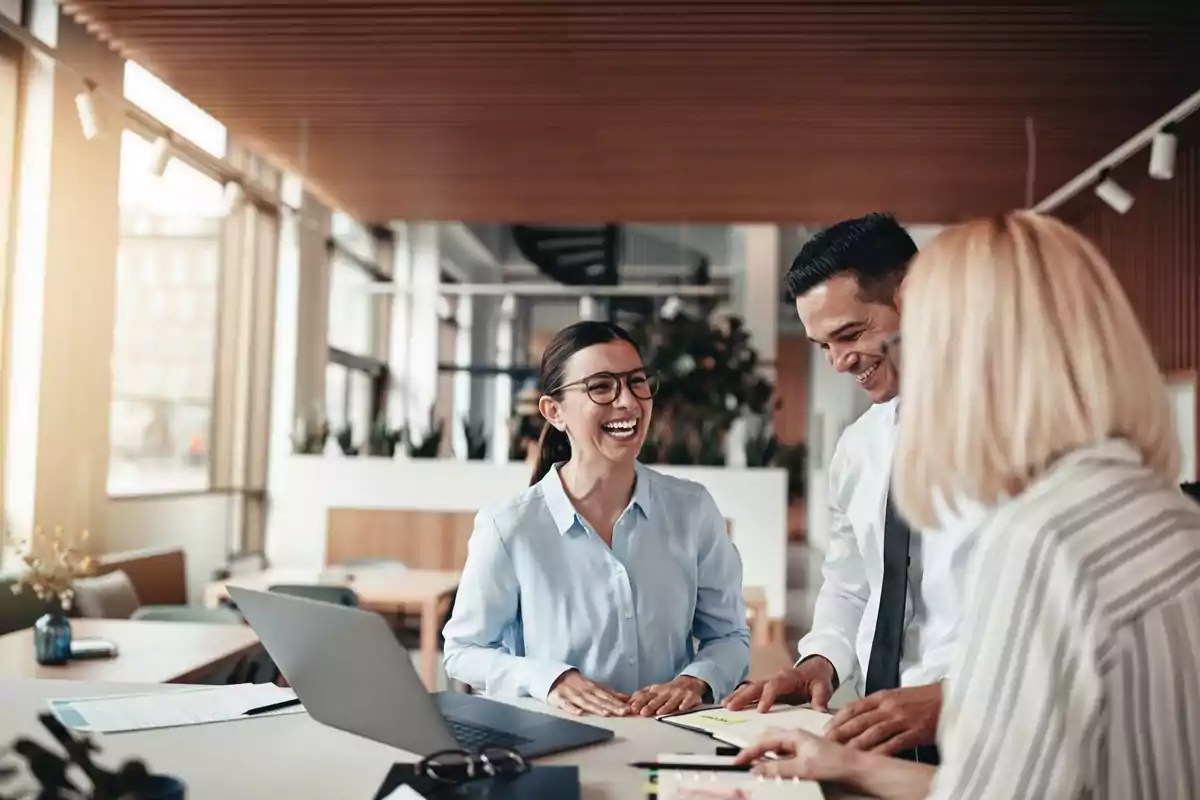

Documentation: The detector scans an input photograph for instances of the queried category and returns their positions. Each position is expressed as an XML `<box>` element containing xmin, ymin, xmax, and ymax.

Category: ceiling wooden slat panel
<box><xmin>62</xmin><ymin>0</ymin><xmax>1199</xmax><ymax>224</ymax></box>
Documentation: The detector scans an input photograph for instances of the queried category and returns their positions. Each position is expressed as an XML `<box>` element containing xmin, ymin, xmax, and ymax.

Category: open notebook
<box><xmin>657</xmin><ymin>704</ymin><xmax>832</xmax><ymax>749</ymax></box>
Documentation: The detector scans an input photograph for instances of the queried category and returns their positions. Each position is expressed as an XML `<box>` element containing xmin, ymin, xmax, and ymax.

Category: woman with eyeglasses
<box><xmin>443</xmin><ymin>321</ymin><xmax>750</xmax><ymax>718</ymax></box>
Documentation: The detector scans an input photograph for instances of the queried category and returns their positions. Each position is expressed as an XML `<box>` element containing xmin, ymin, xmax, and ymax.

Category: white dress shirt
<box><xmin>797</xmin><ymin>398</ymin><xmax>979</xmax><ymax>694</ymax></box>
<box><xmin>443</xmin><ymin>462</ymin><xmax>750</xmax><ymax>701</ymax></box>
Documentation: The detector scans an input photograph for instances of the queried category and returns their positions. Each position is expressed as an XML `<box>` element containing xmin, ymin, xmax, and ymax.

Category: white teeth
<box><xmin>855</xmin><ymin>363</ymin><xmax>879</xmax><ymax>384</ymax></box>
<box><xmin>602</xmin><ymin>419</ymin><xmax>638</xmax><ymax>437</ymax></box>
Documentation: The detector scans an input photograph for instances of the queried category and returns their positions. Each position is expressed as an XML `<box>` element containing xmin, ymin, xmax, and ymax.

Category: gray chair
<box><xmin>267</xmin><ymin>584</ymin><xmax>359</xmax><ymax>607</ymax></box>
<box><xmin>131</xmin><ymin>605</ymin><xmax>242</xmax><ymax>624</ymax></box>
<box><xmin>71</xmin><ymin>570</ymin><xmax>142</xmax><ymax>619</ymax></box>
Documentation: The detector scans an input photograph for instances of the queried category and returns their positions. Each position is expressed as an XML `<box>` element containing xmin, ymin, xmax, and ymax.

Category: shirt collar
<box><xmin>539</xmin><ymin>461</ymin><xmax>653</xmax><ymax>536</ymax></box>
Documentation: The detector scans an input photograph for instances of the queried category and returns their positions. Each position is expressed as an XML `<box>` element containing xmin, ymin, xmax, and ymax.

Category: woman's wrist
<box><xmin>834</xmin><ymin>745</ymin><xmax>876</xmax><ymax>786</ymax></box>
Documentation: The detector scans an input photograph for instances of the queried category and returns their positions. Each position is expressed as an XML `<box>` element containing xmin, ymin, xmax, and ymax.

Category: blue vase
<box><xmin>139</xmin><ymin>775</ymin><xmax>187</xmax><ymax>799</ymax></box>
<box><xmin>34</xmin><ymin>611</ymin><xmax>72</xmax><ymax>665</ymax></box>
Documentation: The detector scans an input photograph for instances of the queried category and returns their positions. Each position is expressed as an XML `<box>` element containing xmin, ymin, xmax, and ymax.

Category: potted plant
<box><xmin>334</xmin><ymin>424</ymin><xmax>359</xmax><ymax>456</ymax></box>
<box><xmin>290</xmin><ymin>414</ymin><xmax>329</xmax><ymax>455</ymax></box>
<box><xmin>5</xmin><ymin>526</ymin><xmax>95</xmax><ymax>666</ymax></box>
<box><xmin>632</xmin><ymin>312</ymin><xmax>773</xmax><ymax>466</ymax></box>
<box><xmin>407</xmin><ymin>410</ymin><xmax>444</xmax><ymax>459</ymax></box>
<box><xmin>1</xmin><ymin>712</ymin><xmax>186</xmax><ymax>798</ymax></box>
<box><xmin>462</xmin><ymin>418</ymin><xmax>488</xmax><ymax>461</ymax></box>
<box><xmin>365</xmin><ymin>413</ymin><xmax>403</xmax><ymax>457</ymax></box>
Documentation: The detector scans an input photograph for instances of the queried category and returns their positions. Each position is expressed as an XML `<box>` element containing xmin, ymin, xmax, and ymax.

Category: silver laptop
<box><xmin>227</xmin><ymin>586</ymin><xmax>614</xmax><ymax>758</ymax></box>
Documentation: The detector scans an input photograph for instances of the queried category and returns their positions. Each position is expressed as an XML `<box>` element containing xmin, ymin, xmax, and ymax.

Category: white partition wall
<box><xmin>266</xmin><ymin>456</ymin><xmax>791</xmax><ymax>619</ymax></box>
<box><xmin>1170</xmin><ymin>374</ymin><xmax>1197</xmax><ymax>482</ymax></box>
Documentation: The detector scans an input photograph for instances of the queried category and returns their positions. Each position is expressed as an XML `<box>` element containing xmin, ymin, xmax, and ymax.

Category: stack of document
<box><xmin>48</xmin><ymin>683</ymin><xmax>305</xmax><ymax>734</ymax></box>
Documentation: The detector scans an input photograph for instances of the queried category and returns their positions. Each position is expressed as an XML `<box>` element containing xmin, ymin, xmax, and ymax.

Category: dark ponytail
<box><xmin>531</xmin><ymin>423</ymin><xmax>572</xmax><ymax>486</ymax></box>
<box><xmin>529</xmin><ymin>320</ymin><xmax>641</xmax><ymax>486</ymax></box>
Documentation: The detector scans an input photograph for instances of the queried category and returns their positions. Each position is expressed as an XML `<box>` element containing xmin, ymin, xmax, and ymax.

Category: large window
<box><xmin>0</xmin><ymin>29</ymin><xmax>21</xmax><ymax>548</ymax></box>
<box><xmin>325</xmin><ymin>212</ymin><xmax>389</xmax><ymax>450</ymax></box>
<box><xmin>107</xmin><ymin>64</ymin><xmax>228</xmax><ymax>496</ymax></box>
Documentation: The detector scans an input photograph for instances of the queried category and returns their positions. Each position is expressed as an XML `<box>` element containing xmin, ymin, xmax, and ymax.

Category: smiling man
<box><xmin>724</xmin><ymin>213</ymin><xmax>970</xmax><ymax>765</ymax></box>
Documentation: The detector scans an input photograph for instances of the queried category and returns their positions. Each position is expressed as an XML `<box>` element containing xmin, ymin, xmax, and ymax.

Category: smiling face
<box><xmin>538</xmin><ymin>339</ymin><xmax>653</xmax><ymax>467</ymax></box>
<box><xmin>796</xmin><ymin>272</ymin><xmax>901</xmax><ymax>404</ymax></box>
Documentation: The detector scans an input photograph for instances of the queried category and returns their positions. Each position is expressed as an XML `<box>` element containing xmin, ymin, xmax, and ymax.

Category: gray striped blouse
<box><xmin>931</xmin><ymin>438</ymin><xmax>1200</xmax><ymax>799</ymax></box>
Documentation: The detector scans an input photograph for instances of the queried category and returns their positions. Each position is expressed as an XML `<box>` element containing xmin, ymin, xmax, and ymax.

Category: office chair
<box><xmin>267</xmin><ymin>584</ymin><xmax>360</xmax><ymax>607</ymax></box>
<box><xmin>131</xmin><ymin>605</ymin><xmax>242</xmax><ymax>624</ymax></box>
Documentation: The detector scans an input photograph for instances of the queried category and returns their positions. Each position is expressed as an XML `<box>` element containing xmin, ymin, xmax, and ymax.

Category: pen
<box><xmin>242</xmin><ymin>698</ymin><xmax>302</xmax><ymax>716</ymax></box>
<box><xmin>630</xmin><ymin>762</ymin><xmax>752</xmax><ymax>772</ymax></box>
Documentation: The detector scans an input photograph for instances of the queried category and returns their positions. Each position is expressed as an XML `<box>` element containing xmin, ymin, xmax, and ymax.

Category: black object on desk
<box><xmin>242</xmin><ymin>698</ymin><xmax>303</xmax><ymax>716</ymax></box>
<box><xmin>630</xmin><ymin>761</ymin><xmax>751</xmax><ymax>772</ymax></box>
<box><xmin>69</xmin><ymin>638</ymin><xmax>119</xmax><ymax>660</ymax></box>
<box><xmin>372</xmin><ymin>763</ymin><xmax>579</xmax><ymax>799</ymax></box>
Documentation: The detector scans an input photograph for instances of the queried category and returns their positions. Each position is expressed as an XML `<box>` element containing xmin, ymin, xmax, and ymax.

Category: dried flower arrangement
<box><xmin>5</xmin><ymin>526</ymin><xmax>95</xmax><ymax>611</ymax></box>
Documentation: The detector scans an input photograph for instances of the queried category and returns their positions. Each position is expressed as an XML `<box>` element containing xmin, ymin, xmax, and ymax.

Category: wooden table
<box><xmin>204</xmin><ymin>565</ymin><xmax>460</xmax><ymax>691</ymax></box>
<box><xmin>0</xmin><ymin>679</ymin><xmax>870</xmax><ymax>798</ymax></box>
<box><xmin>0</xmin><ymin>619</ymin><xmax>259</xmax><ymax>683</ymax></box>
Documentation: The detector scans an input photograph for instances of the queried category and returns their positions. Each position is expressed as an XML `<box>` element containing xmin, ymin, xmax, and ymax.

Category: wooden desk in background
<box><xmin>204</xmin><ymin>566</ymin><xmax>460</xmax><ymax>691</ymax></box>
<box><xmin>0</xmin><ymin>619</ymin><xmax>259</xmax><ymax>683</ymax></box>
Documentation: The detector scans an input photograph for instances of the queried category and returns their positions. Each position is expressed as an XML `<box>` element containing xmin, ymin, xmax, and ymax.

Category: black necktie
<box><xmin>865</xmin><ymin>493</ymin><xmax>911</xmax><ymax>695</ymax></box>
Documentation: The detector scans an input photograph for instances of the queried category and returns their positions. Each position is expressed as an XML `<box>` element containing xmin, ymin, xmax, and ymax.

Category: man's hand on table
<box><xmin>721</xmin><ymin>655</ymin><xmax>836</xmax><ymax>712</ymax></box>
<box><xmin>825</xmin><ymin>683</ymin><xmax>942</xmax><ymax>755</ymax></box>
<box><xmin>628</xmin><ymin>675</ymin><xmax>709</xmax><ymax>717</ymax></box>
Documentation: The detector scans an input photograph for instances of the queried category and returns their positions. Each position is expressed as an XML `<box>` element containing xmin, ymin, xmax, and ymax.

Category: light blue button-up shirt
<box><xmin>442</xmin><ymin>462</ymin><xmax>750</xmax><ymax>702</ymax></box>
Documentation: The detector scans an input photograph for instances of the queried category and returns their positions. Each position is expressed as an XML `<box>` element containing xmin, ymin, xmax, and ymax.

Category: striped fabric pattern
<box><xmin>931</xmin><ymin>438</ymin><xmax>1200</xmax><ymax>800</ymax></box>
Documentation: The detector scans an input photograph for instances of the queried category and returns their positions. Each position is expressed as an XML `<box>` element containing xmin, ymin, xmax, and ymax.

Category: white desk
<box><xmin>0</xmin><ymin>679</ymin><xmax>870</xmax><ymax>798</ymax></box>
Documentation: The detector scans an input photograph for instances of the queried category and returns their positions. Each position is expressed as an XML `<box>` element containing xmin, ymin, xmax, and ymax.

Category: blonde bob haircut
<box><xmin>893</xmin><ymin>211</ymin><xmax>1180</xmax><ymax>530</ymax></box>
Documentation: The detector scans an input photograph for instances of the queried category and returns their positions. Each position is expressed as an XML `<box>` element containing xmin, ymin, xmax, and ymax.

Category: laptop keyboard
<box><xmin>445</xmin><ymin>718</ymin><xmax>532</xmax><ymax>751</ymax></box>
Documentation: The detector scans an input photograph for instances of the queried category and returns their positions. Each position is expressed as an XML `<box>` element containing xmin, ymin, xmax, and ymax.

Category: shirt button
<box><xmin>627</xmin><ymin>656</ymin><xmax>635</xmax><ymax>665</ymax></box>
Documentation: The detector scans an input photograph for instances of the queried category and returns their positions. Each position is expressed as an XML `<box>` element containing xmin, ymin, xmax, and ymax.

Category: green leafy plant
<box><xmin>407</xmin><ymin>410</ymin><xmax>444</xmax><ymax>459</ymax></box>
<box><xmin>695</xmin><ymin>418</ymin><xmax>727</xmax><ymax>466</ymax></box>
<box><xmin>366</xmin><ymin>413</ymin><xmax>404</xmax><ymax>457</ymax></box>
<box><xmin>462</xmin><ymin>418</ymin><xmax>488</xmax><ymax>460</ymax></box>
<box><xmin>1</xmin><ymin>712</ymin><xmax>177</xmax><ymax>799</ymax></box>
<box><xmin>743</xmin><ymin>413</ymin><xmax>781</xmax><ymax>468</ymax></box>
<box><xmin>290</xmin><ymin>415</ymin><xmax>329</xmax><ymax>455</ymax></box>
<box><xmin>335</xmin><ymin>424</ymin><xmax>359</xmax><ymax>456</ymax></box>
<box><xmin>631</xmin><ymin>312</ymin><xmax>773</xmax><ymax>465</ymax></box>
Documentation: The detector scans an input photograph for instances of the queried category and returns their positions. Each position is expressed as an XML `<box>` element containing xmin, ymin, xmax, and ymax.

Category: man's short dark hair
<box><xmin>784</xmin><ymin>212</ymin><xmax>917</xmax><ymax>303</ymax></box>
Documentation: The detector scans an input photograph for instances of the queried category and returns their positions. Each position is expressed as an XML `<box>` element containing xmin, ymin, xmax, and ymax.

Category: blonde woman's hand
<box><xmin>733</xmin><ymin>726</ymin><xmax>853</xmax><ymax>783</ymax></box>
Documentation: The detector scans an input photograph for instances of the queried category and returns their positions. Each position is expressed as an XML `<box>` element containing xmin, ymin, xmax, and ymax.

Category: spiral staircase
<box><xmin>509</xmin><ymin>223</ymin><xmax>712</xmax><ymax>321</ymax></box>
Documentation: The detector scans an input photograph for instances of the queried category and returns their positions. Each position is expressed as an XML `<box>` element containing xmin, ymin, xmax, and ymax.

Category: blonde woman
<box><xmin>736</xmin><ymin>212</ymin><xmax>1200</xmax><ymax>798</ymax></box>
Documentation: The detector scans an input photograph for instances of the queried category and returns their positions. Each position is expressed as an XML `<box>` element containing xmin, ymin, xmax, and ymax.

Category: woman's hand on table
<box><xmin>547</xmin><ymin>670</ymin><xmax>632</xmax><ymax>717</ymax></box>
<box><xmin>733</xmin><ymin>726</ymin><xmax>853</xmax><ymax>783</ymax></box>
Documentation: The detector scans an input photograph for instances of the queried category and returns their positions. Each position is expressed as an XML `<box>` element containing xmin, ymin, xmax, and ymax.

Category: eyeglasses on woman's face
<box><xmin>550</xmin><ymin>369</ymin><xmax>660</xmax><ymax>406</ymax></box>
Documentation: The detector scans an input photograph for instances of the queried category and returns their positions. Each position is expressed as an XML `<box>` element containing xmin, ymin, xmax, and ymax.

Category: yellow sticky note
<box><xmin>693</xmin><ymin>712</ymin><xmax>749</xmax><ymax>725</ymax></box>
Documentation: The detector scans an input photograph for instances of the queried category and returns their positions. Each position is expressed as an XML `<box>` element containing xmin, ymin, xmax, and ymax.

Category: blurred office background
<box><xmin>0</xmin><ymin>2</ymin><xmax>1196</xmax><ymax>671</ymax></box>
